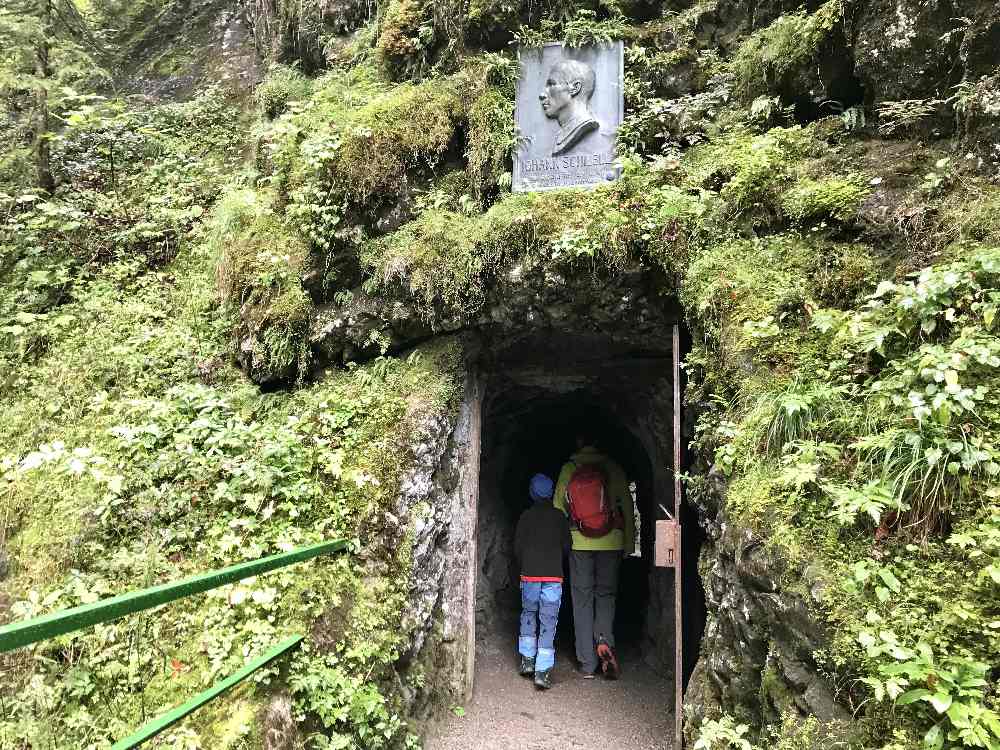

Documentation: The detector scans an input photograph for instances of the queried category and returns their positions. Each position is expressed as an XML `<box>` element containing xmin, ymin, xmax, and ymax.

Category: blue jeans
<box><xmin>518</xmin><ymin>581</ymin><xmax>562</xmax><ymax>672</ymax></box>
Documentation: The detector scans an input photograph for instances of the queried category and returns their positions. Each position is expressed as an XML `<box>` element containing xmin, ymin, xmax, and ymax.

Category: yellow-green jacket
<box><xmin>553</xmin><ymin>446</ymin><xmax>635</xmax><ymax>552</ymax></box>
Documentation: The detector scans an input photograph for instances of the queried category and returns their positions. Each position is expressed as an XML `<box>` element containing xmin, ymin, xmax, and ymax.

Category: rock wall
<box><xmin>376</xmin><ymin>368</ymin><xmax>482</xmax><ymax>719</ymax></box>
<box><xmin>682</xmin><ymin>470</ymin><xmax>851</xmax><ymax>740</ymax></box>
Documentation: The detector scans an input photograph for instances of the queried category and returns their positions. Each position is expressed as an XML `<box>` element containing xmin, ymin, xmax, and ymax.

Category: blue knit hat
<box><xmin>529</xmin><ymin>473</ymin><xmax>555</xmax><ymax>503</ymax></box>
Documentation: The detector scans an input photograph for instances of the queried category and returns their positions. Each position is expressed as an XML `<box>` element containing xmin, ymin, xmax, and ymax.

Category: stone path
<box><xmin>425</xmin><ymin>632</ymin><xmax>674</xmax><ymax>750</ymax></box>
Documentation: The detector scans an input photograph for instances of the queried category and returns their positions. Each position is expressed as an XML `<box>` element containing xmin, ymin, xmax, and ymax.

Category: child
<box><xmin>513</xmin><ymin>472</ymin><xmax>572</xmax><ymax>690</ymax></box>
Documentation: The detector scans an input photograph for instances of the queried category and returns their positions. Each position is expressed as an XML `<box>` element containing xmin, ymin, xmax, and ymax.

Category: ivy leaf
<box><xmin>886</xmin><ymin>678</ymin><xmax>906</xmax><ymax>700</ymax></box>
<box><xmin>947</xmin><ymin>702</ymin><xmax>972</xmax><ymax>730</ymax></box>
<box><xmin>858</xmin><ymin>631</ymin><xmax>878</xmax><ymax>649</ymax></box>
<box><xmin>984</xmin><ymin>564</ymin><xmax>1000</xmax><ymax>585</ymax></box>
<box><xmin>924</xmin><ymin>723</ymin><xmax>943</xmax><ymax>750</ymax></box>
<box><xmin>928</xmin><ymin>693</ymin><xmax>953</xmax><ymax>713</ymax></box>
<box><xmin>878</xmin><ymin>568</ymin><xmax>902</xmax><ymax>592</ymax></box>
<box><xmin>872</xmin><ymin>280</ymin><xmax>897</xmax><ymax>298</ymax></box>
<box><xmin>898</xmin><ymin>688</ymin><xmax>932</xmax><ymax>705</ymax></box>
<box><xmin>862</xmin><ymin>677</ymin><xmax>885</xmax><ymax>701</ymax></box>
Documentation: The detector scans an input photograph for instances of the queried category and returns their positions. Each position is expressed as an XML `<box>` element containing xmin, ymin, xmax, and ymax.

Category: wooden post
<box><xmin>673</xmin><ymin>323</ymin><xmax>683</xmax><ymax>749</ymax></box>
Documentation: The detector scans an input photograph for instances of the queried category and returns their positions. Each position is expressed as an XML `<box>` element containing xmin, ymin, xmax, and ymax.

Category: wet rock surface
<box><xmin>683</xmin><ymin>493</ymin><xmax>851</xmax><ymax>738</ymax></box>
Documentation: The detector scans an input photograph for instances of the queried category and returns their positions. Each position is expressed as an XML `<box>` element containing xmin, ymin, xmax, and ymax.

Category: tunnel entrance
<box><xmin>477</xmin><ymin>397</ymin><xmax>653</xmax><ymax>659</ymax></box>
<box><xmin>471</xmin><ymin>328</ymin><xmax>706</xmax><ymax>696</ymax></box>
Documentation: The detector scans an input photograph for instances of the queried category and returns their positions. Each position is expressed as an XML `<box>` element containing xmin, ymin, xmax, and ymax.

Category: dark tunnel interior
<box><xmin>493</xmin><ymin>398</ymin><xmax>655</xmax><ymax>653</ymax></box>
<box><xmin>474</xmin><ymin>350</ymin><xmax>707</xmax><ymax>688</ymax></box>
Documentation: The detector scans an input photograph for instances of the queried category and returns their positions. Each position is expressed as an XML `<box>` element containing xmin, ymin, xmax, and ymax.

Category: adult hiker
<box><xmin>513</xmin><ymin>472</ymin><xmax>572</xmax><ymax>690</ymax></box>
<box><xmin>554</xmin><ymin>434</ymin><xmax>635</xmax><ymax>679</ymax></box>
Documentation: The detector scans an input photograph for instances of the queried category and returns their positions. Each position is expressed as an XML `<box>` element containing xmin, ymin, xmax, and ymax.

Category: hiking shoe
<box><xmin>519</xmin><ymin>656</ymin><xmax>535</xmax><ymax>677</ymax></box>
<box><xmin>533</xmin><ymin>668</ymin><xmax>552</xmax><ymax>690</ymax></box>
<box><xmin>596</xmin><ymin>638</ymin><xmax>620</xmax><ymax>680</ymax></box>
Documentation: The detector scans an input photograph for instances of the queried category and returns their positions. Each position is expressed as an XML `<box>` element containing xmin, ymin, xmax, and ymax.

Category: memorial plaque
<box><xmin>513</xmin><ymin>41</ymin><xmax>624</xmax><ymax>192</ymax></box>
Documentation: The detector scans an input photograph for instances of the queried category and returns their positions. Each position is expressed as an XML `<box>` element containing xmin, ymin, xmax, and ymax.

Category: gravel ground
<box><xmin>426</xmin><ymin>632</ymin><xmax>674</xmax><ymax>750</ymax></box>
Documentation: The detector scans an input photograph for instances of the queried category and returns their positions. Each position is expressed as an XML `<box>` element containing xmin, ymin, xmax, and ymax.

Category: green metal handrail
<box><xmin>111</xmin><ymin>635</ymin><xmax>305</xmax><ymax>750</ymax></box>
<box><xmin>0</xmin><ymin>539</ymin><xmax>347</xmax><ymax>653</ymax></box>
<box><xmin>0</xmin><ymin>538</ymin><xmax>348</xmax><ymax>747</ymax></box>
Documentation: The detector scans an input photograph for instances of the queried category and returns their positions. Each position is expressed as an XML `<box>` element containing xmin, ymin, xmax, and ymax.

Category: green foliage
<box><xmin>211</xmin><ymin>189</ymin><xmax>314</xmax><ymax>382</ymax></box>
<box><xmin>780</xmin><ymin>175</ymin><xmax>870</xmax><ymax>223</ymax></box>
<box><xmin>729</xmin><ymin>0</ymin><xmax>843</xmax><ymax>101</ymax></box>
<box><xmin>374</xmin><ymin>0</ymin><xmax>466</xmax><ymax>82</ymax></box>
<box><xmin>515</xmin><ymin>10</ymin><xmax>628</xmax><ymax>49</ymax></box>
<box><xmin>6</xmin><ymin>2</ymin><xmax>1000</xmax><ymax>748</ymax></box>
<box><xmin>1</xmin><ymin>88</ymin><xmax>245</xmax><ymax>378</ymax></box>
<box><xmin>361</xmin><ymin>171</ymin><xmax>703</xmax><ymax>320</ymax></box>
<box><xmin>858</xmin><ymin>638</ymin><xmax>1000</xmax><ymax>750</ymax></box>
<box><xmin>267</xmin><ymin>68</ymin><xmax>466</xmax><ymax>241</ymax></box>
<box><xmin>618</xmin><ymin>84</ymin><xmax>731</xmax><ymax>155</ymax></box>
<box><xmin>694</xmin><ymin>715</ymin><xmax>753</xmax><ymax>750</ymax></box>
<box><xmin>813</xmin><ymin>249</ymin><xmax>1000</xmax><ymax>530</ymax></box>
<box><xmin>0</xmin><ymin>0</ymin><xmax>109</xmax><ymax>190</ymax></box>
<box><xmin>695</xmin><ymin>712</ymin><xmax>830</xmax><ymax>750</ymax></box>
<box><xmin>765</xmin><ymin>380</ymin><xmax>845</xmax><ymax>453</ymax></box>
<box><xmin>255</xmin><ymin>64</ymin><xmax>313</xmax><ymax>119</ymax></box>
<box><xmin>465</xmin><ymin>82</ymin><xmax>515</xmax><ymax>205</ymax></box>
<box><xmin>0</xmin><ymin>244</ymin><xmax>458</xmax><ymax>746</ymax></box>
<box><xmin>876</xmin><ymin>99</ymin><xmax>944</xmax><ymax>137</ymax></box>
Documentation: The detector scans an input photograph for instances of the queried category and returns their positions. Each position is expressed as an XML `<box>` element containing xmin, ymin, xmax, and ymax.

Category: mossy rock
<box><xmin>729</xmin><ymin>1</ymin><xmax>862</xmax><ymax>120</ymax></box>
<box><xmin>213</xmin><ymin>190</ymin><xmax>314</xmax><ymax>385</ymax></box>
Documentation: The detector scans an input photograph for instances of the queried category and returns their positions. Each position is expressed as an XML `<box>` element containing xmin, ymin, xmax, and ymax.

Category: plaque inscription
<box><xmin>513</xmin><ymin>41</ymin><xmax>623</xmax><ymax>192</ymax></box>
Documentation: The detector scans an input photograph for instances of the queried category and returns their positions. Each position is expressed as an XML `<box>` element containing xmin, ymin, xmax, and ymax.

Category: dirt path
<box><xmin>426</xmin><ymin>632</ymin><xmax>674</xmax><ymax>750</ymax></box>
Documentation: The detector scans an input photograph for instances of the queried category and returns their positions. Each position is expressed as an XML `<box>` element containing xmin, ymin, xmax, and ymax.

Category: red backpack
<box><xmin>566</xmin><ymin>464</ymin><xmax>622</xmax><ymax>538</ymax></box>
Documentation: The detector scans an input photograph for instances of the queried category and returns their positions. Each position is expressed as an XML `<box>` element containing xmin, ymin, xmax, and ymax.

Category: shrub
<box><xmin>255</xmin><ymin>65</ymin><xmax>313</xmax><ymax>119</ymax></box>
<box><xmin>376</xmin><ymin>0</ymin><xmax>436</xmax><ymax>80</ymax></box>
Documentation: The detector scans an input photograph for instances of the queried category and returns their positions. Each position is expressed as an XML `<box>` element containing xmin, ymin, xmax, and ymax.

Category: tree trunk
<box><xmin>34</xmin><ymin>0</ymin><xmax>54</xmax><ymax>193</ymax></box>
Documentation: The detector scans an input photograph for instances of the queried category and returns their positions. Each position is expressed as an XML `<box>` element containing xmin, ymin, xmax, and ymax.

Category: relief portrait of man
<box><xmin>538</xmin><ymin>58</ymin><xmax>601</xmax><ymax>156</ymax></box>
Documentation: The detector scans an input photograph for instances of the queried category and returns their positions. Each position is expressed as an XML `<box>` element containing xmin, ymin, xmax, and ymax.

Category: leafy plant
<box><xmin>694</xmin><ymin>715</ymin><xmax>753</xmax><ymax>750</ymax></box>
<box><xmin>766</xmin><ymin>381</ymin><xmax>843</xmax><ymax>453</ymax></box>
<box><xmin>877</xmin><ymin>99</ymin><xmax>944</xmax><ymax>136</ymax></box>
<box><xmin>858</xmin><ymin>636</ymin><xmax>1000</xmax><ymax>750</ymax></box>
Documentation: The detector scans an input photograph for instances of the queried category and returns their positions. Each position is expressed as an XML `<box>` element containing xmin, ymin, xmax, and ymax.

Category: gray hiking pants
<box><xmin>569</xmin><ymin>549</ymin><xmax>621</xmax><ymax>672</ymax></box>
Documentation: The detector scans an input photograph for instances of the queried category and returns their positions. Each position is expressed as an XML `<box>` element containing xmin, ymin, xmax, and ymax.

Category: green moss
<box><xmin>729</xmin><ymin>0</ymin><xmax>843</xmax><ymax>100</ymax></box>
<box><xmin>759</xmin><ymin>660</ymin><xmax>796</xmax><ymax>720</ymax></box>
<box><xmin>285</xmin><ymin>72</ymin><xmax>466</xmax><ymax>212</ymax></box>
<box><xmin>682</xmin><ymin>234</ymin><xmax>813</xmax><ymax>344</ymax></box>
<box><xmin>0</xmin><ymin>229</ymin><xmax>462</xmax><ymax>743</ymax></box>
<box><xmin>465</xmin><ymin>85</ymin><xmax>515</xmax><ymax>205</ymax></box>
<box><xmin>685</xmin><ymin>127</ymin><xmax>821</xmax><ymax>223</ymax></box>
<box><xmin>376</xmin><ymin>0</ymin><xmax>434</xmax><ymax>79</ymax></box>
<box><xmin>807</xmin><ymin>242</ymin><xmax>880</xmax><ymax>306</ymax></box>
<box><xmin>360</xmin><ymin>173</ymin><xmax>691</xmax><ymax>318</ymax></box>
<box><xmin>514</xmin><ymin>10</ymin><xmax>630</xmax><ymax>50</ymax></box>
<box><xmin>780</xmin><ymin>175</ymin><xmax>871</xmax><ymax>223</ymax></box>
<box><xmin>211</xmin><ymin>189</ymin><xmax>314</xmax><ymax>381</ymax></box>
<box><xmin>255</xmin><ymin>64</ymin><xmax>313</xmax><ymax>119</ymax></box>
<box><xmin>466</xmin><ymin>0</ymin><xmax>523</xmax><ymax>43</ymax></box>
<box><xmin>938</xmin><ymin>184</ymin><xmax>1000</xmax><ymax>246</ymax></box>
